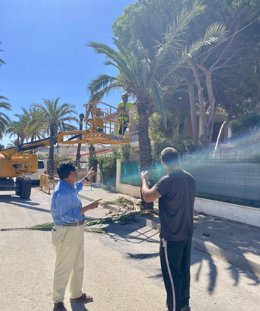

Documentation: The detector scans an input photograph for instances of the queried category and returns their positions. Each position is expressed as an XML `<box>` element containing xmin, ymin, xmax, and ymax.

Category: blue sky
<box><xmin>0</xmin><ymin>0</ymin><xmax>134</xmax><ymax>145</ymax></box>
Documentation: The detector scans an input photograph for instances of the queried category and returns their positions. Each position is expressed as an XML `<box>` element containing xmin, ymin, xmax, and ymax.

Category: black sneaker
<box><xmin>70</xmin><ymin>293</ymin><xmax>94</xmax><ymax>304</ymax></box>
<box><xmin>53</xmin><ymin>302</ymin><xmax>67</xmax><ymax>311</ymax></box>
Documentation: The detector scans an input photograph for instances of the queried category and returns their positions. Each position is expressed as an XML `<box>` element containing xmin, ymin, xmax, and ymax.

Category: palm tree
<box><xmin>88</xmin><ymin>41</ymin><xmax>158</xmax><ymax>173</ymax></box>
<box><xmin>20</xmin><ymin>107</ymin><xmax>46</xmax><ymax>142</ymax></box>
<box><xmin>33</xmin><ymin>98</ymin><xmax>78</xmax><ymax>177</ymax></box>
<box><xmin>88</xmin><ymin>41</ymin><xmax>170</xmax><ymax>210</ymax></box>
<box><xmin>0</xmin><ymin>96</ymin><xmax>11</xmax><ymax>140</ymax></box>
<box><xmin>7</xmin><ymin>108</ymin><xmax>37</xmax><ymax>145</ymax></box>
<box><xmin>75</xmin><ymin>113</ymin><xmax>85</xmax><ymax>168</ymax></box>
<box><xmin>7</xmin><ymin>120</ymin><xmax>27</xmax><ymax>145</ymax></box>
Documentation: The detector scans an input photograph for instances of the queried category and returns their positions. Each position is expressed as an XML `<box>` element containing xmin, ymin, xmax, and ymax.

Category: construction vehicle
<box><xmin>0</xmin><ymin>102</ymin><xmax>130</xmax><ymax>199</ymax></box>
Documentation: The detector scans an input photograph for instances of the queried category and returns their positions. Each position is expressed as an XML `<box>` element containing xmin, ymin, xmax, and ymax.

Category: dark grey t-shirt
<box><xmin>155</xmin><ymin>169</ymin><xmax>196</xmax><ymax>241</ymax></box>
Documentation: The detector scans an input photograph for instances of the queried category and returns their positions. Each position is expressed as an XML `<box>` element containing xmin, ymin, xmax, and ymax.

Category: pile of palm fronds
<box><xmin>24</xmin><ymin>210</ymin><xmax>150</xmax><ymax>232</ymax></box>
<box><xmin>102</xmin><ymin>196</ymin><xmax>139</xmax><ymax>211</ymax></box>
<box><xmin>85</xmin><ymin>210</ymin><xmax>144</xmax><ymax>227</ymax></box>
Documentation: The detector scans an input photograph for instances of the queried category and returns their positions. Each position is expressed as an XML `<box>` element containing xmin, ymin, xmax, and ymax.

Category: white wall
<box><xmin>195</xmin><ymin>197</ymin><xmax>260</xmax><ymax>228</ymax></box>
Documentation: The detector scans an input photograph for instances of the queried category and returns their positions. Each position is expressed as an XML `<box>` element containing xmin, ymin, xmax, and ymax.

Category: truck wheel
<box><xmin>20</xmin><ymin>179</ymin><xmax>32</xmax><ymax>199</ymax></box>
<box><xmin>15</xmin><ymin>177</ymin><xmax>23</xmax><ymax>196</ymax></box>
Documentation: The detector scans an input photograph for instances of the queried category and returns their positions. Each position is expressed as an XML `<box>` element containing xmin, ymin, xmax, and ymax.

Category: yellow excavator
<box><xmin>0</xmin><ymin>102</ymin><xmax>129</xmax><ymax>199</ymax></box>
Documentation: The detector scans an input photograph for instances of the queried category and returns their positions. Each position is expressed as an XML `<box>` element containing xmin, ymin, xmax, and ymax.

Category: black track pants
<box><xmin>160</xmin><ymin>237</ymin><xmax>192</xmax><ymax>311</ymax></box>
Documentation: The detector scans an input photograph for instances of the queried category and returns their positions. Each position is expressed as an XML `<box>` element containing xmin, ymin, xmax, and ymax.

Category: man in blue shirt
<box><xmin>51</xmin><ymin>163</ymin><xmax>99</xmax><ymax>311</ymax></box>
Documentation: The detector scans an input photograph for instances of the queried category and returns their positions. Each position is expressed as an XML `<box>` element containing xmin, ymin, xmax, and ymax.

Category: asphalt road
<box><xmin>0</xmin><ymin>188</ymin><xmax>259</xmax><ymax>311</ymax></box>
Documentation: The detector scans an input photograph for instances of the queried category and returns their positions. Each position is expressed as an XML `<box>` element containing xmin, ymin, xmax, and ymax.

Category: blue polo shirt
<box><xmin>51</xmin><ymin>180</ymin><xmax>84</xmax><ymax>225</ymax></box>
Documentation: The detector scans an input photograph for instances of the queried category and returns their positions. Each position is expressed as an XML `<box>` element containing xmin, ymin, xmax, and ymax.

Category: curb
<box><xmin>80</xmin><ymin>193</ymin><xmax>260</xmax><ymax>277</ymax></box>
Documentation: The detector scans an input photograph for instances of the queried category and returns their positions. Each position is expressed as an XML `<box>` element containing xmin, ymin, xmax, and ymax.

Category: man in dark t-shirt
<box><xmin>141</xmin><ymin>147</ymin><xmax>196</xmax><ymax>311</ymax></box>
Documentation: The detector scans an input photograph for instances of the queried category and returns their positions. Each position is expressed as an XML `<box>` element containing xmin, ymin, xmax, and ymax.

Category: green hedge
<box><xmin>98</xmin><ymin>154</ymin><xmax>117</xmax><ymax>186</ymax></box>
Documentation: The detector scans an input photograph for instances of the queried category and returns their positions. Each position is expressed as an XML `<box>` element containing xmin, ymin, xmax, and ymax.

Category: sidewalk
<box><xmin>81</xmin><ymin>185</ymin><xmax>260</xmax><ymax>278</ymax></box>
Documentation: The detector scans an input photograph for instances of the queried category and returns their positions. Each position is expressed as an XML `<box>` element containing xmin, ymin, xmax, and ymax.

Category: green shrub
<box><xmin>231</xmin><ymin>112</ymin><xmax>260</xmax><ymax>134</ymax></box>
<box><xmin>88</xmin><ymin>155</ymin><xmax>98</xmax><ymax>170</ymax></box>
<box><xmin>121</xmin><ymin>144</ymin><xmax>131</xmax><ymax>161</ymax></box>
<box><xmin>98</xmin><ymin>153</ymin><xmax>117</xmax><ymax>186</ymax></box>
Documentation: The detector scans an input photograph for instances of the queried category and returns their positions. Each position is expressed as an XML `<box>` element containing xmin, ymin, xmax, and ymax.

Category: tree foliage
<box><xmin>33</xmin><ymin>98</ymin><xmax>77</xmax><ymax>176</ymax></box>
<box><xmin>0</xmin><ymin>46</ymin><xmax>11</xmax><ymax>140</ymax></box>
<box><xmin>0</xmin><ymin>96</ymin><xmax>11</xmax><ymax>140</ymax></box>
<box><xmin>231</xmin><ymin>112</ymin><xmax>260</xmax><ymax>134</ymax></box>
<box><xmin>113</xmin><ymin>0</ymin><xmax>260</xmax><ymax>146</ymax></box>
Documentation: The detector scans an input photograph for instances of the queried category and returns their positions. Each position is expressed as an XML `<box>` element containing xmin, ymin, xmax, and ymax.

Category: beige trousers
<box><xmin>52</xmin><ymin>225</ymin><xmax>85</xmax><ymax>303</ymax></box>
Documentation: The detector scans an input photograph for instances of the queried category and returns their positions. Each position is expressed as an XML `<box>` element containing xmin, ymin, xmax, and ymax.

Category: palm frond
<box><xmin>0</xmin><ymin>97</ymin><xmax>11</xmax><ymax>111</ymax></box>
<box><xmin>0</xmin><ymin>42</ymin><xmax>5</xmax><ymax>65</ymax></box>
<box><xmin>89</xmin><ymin>41</ymin><xmax>135</xmax><ymax>83</ymax></box>
<box><xmin>0</xmin><ymin>112</ymin><xmax>10</xmax><ymax>124</ymax></box>
<box><xmin>183</xmin><ymin>23</ymin><xmax>226</xmax><ymax>59</ymax></box>
<box><xmin>151</xmin><ymin>80</ymin><xmax>167</xmax><ymax>129</ymax></box>
<box><xmin>89</xmin><ymin>81</ymin><xmax>124</xmax><ymax>103</ymax></box>
<box><xmin>104</xmin><ymin>60</ymin><xmax>120</xmax><ymax>69</ymax></box>
<box><xmin>156</xmin><ymin>0</ymin><xmax>205</xmax><ymax>62</ymax></box>
<box><xmin>0</xmin><ymin>96</ymin><xmax>11</xmax><ymax>137</ymax></box>
<box><xmin>88</xmin><ymin>74</ymin><xmax>117</xmax><ymax>95</ymax></box>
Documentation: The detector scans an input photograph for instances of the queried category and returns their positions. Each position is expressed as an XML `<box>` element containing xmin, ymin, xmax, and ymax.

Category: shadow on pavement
<box><xmin>101</xmin><ymin>215</ymin><xmax>260</xmax><ymax>294</ymax></box>
<box><xmin>1</xmin><ymin>195</ymin><xmax>51</xmax><ymax>213</ymax></box>
<box><xmin>105</xmin><ymin>222</ymin><xmax>159</xmax><ymax>244</ymax></box>
<box><xmin>193</xmin><ymin>214</ymin><xmax>260</xmax><ymax>288</ymax></box>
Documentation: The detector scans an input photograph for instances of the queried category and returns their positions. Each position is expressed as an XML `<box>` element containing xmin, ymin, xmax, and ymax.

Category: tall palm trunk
<box><xmin>187</xmin><ymin>82</ymin><xmax>198</xmax><ymax>145</ymax></box>
<box><xmin>89</xmin><ymin>144</ymin><xmax>98</xmax><ymax>182</ymax></box>
<box><xmin>48</xmin><ymin>124</ymin><xmax>57</xmax><ymax>178</ymax></box>
<box><xmin>137</xmin><ymin>98</ymin><xmax>153</xmax><ymax>210</ymax></box>
<box><xmin>137</xmin><ymin>100</ymin><xmax>152</xmax><ymax>171</ymax></box>
<box><xmin>76</xmin><ymin>114</ymin><xmax>84</xmax><ymax>168</ymax></box>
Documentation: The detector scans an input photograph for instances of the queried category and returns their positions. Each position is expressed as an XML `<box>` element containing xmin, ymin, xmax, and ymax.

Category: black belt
<box><xmin>57</xmin><ymin>221</ymin><xmax>85</xmax><ymax>227</ymax></box>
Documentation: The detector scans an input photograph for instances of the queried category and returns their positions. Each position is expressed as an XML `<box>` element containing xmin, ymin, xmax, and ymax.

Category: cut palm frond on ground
<box><xmin>102</xmin><ymin>197</ymin><xmax>140</xmax><ymax>211</ymax></box>
<box><xmin>30</xmin><ymin>222</ymin><xmax>54</xmax><ymax>230</ymax></box>
<box><xmin>15</xmin><ymin>210</ymin><xmax>152</xmax><ymax>232</ymax></box>
<box><xmin>85</xmin><ymin>210</ymin><xmax>147</xmax><ymax>227</ymax></box>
